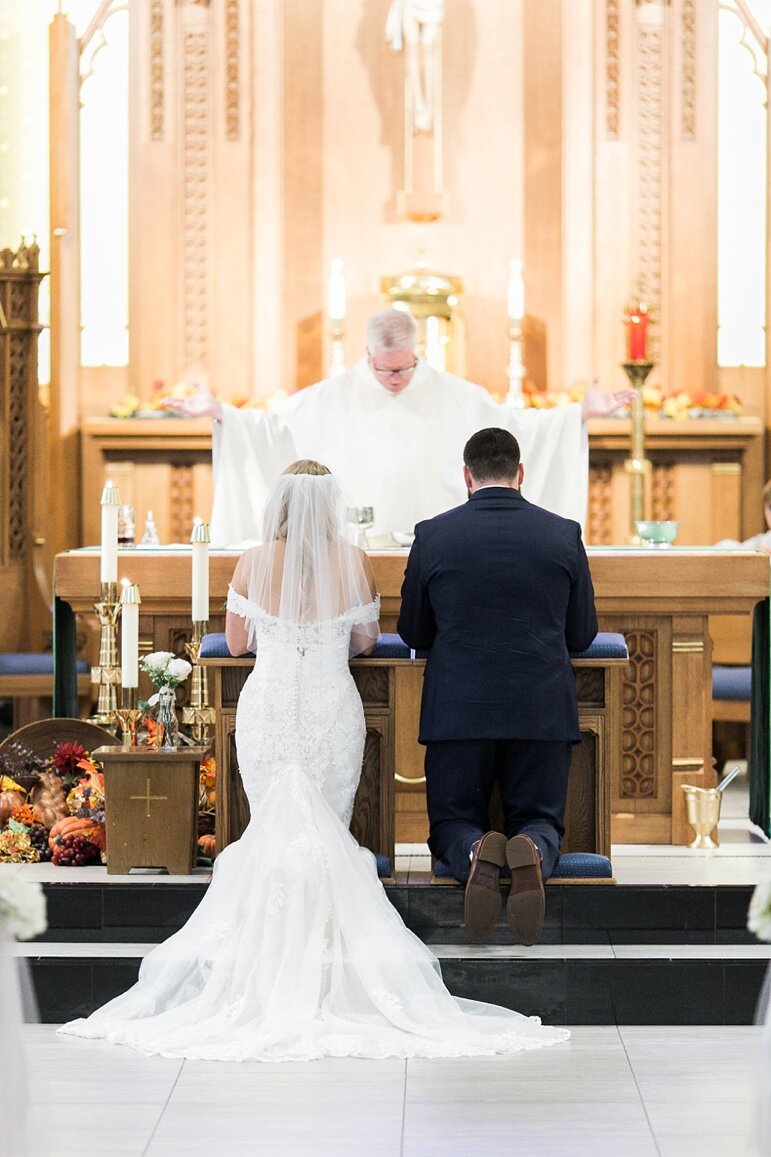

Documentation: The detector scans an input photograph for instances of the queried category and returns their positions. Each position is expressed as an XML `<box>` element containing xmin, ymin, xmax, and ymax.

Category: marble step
<box><xmin>34</xmin><ymin>879</ymin><xmax>759</xmax><ymax>946</ymax></box>
<box><xmin>16</xmin><ymin>940</ymin><xmax>770</xmax><ymax>1027</ymax></box>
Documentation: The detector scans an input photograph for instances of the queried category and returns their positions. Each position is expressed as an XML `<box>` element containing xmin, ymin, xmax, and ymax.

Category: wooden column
<box><xmin>0</xmin><ymin>242</ymin><xmax>47</xmax><ymax>650</ymax></box>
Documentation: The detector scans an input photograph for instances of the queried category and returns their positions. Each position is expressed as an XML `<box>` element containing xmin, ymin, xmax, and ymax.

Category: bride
<box><xmin>60</xmin><ymin>460</ymin><xmax>568</xmax><ymax>1061</ymax></box>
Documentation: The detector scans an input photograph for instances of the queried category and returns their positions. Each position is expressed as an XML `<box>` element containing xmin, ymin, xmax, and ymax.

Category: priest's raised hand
<box><xmin>581</xmin><ymin>380</ymin><xmax>636</xmax><ymax>420</ymax></box>
<box><xmin>162</xmin><ymin>381</ymin><xmax>223</xmax><ymax>422</ymax></box>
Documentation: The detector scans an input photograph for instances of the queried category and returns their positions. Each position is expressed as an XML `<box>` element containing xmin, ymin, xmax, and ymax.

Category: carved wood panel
<box><xmin>575</xmin><ymin>668</ymin><xmax>605</xmax><ymax>707</ymax></box>
<box><xmin>621</xmin><ymin>629</ymin><xmax>657</xmax><ymax>798</ymax></box>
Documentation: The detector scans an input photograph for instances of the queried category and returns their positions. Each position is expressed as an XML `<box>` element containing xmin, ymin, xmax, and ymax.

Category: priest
<box><xmin>166</xmin><ymin>309</ymin><xmax>632</xmax><ymax>547</ymax></box>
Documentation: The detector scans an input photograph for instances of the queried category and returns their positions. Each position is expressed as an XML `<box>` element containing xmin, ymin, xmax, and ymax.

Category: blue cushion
<box><xmin>371</xmin><ymin>634</ymin><xmax>410</xmax><ymax>659</ymax></box>
<box><xmin>0</xmin><ymin>653</ymin><xmax>88</xmax><ymax>676</ymax></box>
<box><xmin>570</xmin><ymin>633</ymin><xmax>628</xmax><ymax>661</ymax></box>
<box><xmin>375</xmin><ymin>854</ymin><xmax>392</xmax><ymax>879</ymax></box>
<box><xmin>199</xmin><ymin>630</ymin><xmax>627</xmax><ymax>664</ymax></box>
<box><xmin>199</xmin><ymin>632</ymin><xmax>418</xmax><ymax>661</ymax></box>
<box><xmin>550</xmin><ymin>852</ymin><xmax>613</xmax><ymax>879</ymax></box>
<box><xmin>432</xmin><ymin>851</ymin><xmax>613</xmax><ymax>881</ymax></box>
<box><xmin>712</xmin><ymin>664</ymin><xmax>752</xmax><ymax>701</ymax></box>
<box><xmin>199</xmin><ymin>633</ymin><xmax>251</xmax><ymax>660</ymax></box>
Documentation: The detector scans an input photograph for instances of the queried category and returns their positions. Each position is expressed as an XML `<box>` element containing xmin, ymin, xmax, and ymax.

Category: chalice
<box><xmin>346</xmin><ymin>506</ymin><xmax>375</xmax><ymax>549</ymax></box>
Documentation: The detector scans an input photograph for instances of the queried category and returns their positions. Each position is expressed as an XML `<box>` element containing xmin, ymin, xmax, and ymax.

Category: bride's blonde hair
<box><xmin>284</xmin><ymin>459</ymin><xmax>331</xmax><ymax>477</ymax></box>
<box><xmin>274</xmin><ymin>459</ymin><xmax>334</xmax><ymax>541</ymax></box>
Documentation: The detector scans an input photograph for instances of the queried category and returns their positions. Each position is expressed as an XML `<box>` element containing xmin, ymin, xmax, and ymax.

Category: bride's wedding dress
<box><xmin>60</xmin><ymin>471</ymin><xmax>568</xmax><ymax>1062</ymax></box>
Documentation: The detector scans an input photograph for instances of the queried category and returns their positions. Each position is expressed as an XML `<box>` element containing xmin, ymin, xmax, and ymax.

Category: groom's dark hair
<box><xmin>463</xmin><ymin>428</ymin><xmax>521</xmax><ymax>483</ymax></box>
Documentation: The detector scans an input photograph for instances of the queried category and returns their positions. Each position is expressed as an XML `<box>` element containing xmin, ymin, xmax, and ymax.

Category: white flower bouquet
<box><xmin>141</xmin><ymin>651</ymin><xmax>192</xmax><ymax>705</ymax></box>
<box><xmin>0</xmin><ymin>874</ymin><xmax>47</xmax><ymax>941</ymax></box>
<box><xmin>748</xmin><ymin>879</ymin><xmax>771</xmax><ymax>943</ymax></box>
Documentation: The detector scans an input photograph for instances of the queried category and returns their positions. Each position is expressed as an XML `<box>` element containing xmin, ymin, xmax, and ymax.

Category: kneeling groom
<box><xmin>398</xmin><ymin>428</ymin><xmax>598</xmax><ymax>945</ymax></box>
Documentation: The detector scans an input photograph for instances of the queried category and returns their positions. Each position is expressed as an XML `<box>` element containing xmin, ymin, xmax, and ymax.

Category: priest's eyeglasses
<box><xmin>370</xmin><ymin>360</ymin><xmax>419</xmax><ymax>379</ymax></box>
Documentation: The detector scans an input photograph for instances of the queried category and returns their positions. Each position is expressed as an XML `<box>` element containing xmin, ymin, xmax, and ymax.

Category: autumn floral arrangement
<box><xmin>0</xmin><ymin>742</ymin><xmax>106</xmax><ymax>867</ymax></box>
<box><xmin>516</xmin><ymin>380</ymin><xmax>743</xmax><ymax>418</ymax></box>
<box><xmin>0</xmin><ymin>735</ymin><xmax>219</xmax><ymax>868</ymax></box>
<box><xmin>109</xmin><ymin>378</ymin><xmax>286</xmax><ymax>418</ymax></box>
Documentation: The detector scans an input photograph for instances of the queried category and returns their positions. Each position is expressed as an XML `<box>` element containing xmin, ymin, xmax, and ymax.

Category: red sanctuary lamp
<box><xmin>625</xmin><ymin>300</ymin><xmax>650</xmax><ymax>362</ymax></box>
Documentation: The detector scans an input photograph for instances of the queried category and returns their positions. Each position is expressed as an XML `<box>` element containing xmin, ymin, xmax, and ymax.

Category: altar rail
<box><xmin>199</xmin><ymin>633</ymin><xmax>629</xmax><ymax>870</ymax></box>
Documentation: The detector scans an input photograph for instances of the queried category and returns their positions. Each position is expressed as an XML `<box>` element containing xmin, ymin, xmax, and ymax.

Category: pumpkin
<box><xmin>197</xmin><ymin>834</ymin><xmax>216</xmax><ymax>860</ymax></box>
<box><xmin>0</xmin><ymin>788</ymin><xmax>25</xmax><ymax>825</ymax></box>
<box><xmin>31</xmin><ymin>770</ymin><xmax>69</xmax><ymax>828</ymax></box>
<box><xmin>48</xmin><ymin>816</ymin><xmax>106</xmax><ymax>852</ymax></box>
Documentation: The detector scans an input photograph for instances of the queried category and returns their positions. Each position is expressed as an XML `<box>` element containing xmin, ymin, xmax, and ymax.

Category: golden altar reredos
<box><xmin>381</xmin><ymin>266</ymin><xmax>464</xmax><ymax>376</ymax></box>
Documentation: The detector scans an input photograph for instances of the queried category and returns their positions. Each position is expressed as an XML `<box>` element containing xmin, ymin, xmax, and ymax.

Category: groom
<box><xmin>397</xmin><ymin>427</ymin><xmax>598</xmax><ymax>945</ymax></box>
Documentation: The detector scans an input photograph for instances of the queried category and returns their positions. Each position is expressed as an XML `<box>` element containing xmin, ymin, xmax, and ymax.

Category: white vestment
<box><xmin>210</xmin><ymin>358</ymin><xmax>588</xmax><ymax>547</ymax></box>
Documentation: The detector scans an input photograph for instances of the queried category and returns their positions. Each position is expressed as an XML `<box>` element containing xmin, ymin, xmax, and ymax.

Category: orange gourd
<box><xmin>48</xmin><ymin>816</ymin><xmax>106</xmax><ymax>851</ymax></box>
<box><xmin>197</xmin><ymin>834</ymin><xmax>216</xmax><ymax>859</ymax></box>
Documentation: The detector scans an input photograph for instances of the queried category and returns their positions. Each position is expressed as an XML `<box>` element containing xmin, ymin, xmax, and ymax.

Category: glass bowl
<box><xmin>635</xmin><ymin>520</ymin><xmax>679</xmax><ymax>547</ymax></box>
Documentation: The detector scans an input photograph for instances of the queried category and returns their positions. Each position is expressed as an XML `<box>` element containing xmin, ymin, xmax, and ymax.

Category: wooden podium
<box><xmin>94</xmin><ymin>745</ymin><xmax>209</xmax><ymax>875</ymax></box>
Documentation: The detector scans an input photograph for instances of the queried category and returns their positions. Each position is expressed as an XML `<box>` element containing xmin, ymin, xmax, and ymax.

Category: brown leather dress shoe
<box><xmin>464</xmin><ymin>831</ymin><xmax>507</xmax><ymax>944</ymax></box>
<box><xmin>506</xmin><ymin>834</ymin><xmax>545</xmax><ymax>946</ymax></box>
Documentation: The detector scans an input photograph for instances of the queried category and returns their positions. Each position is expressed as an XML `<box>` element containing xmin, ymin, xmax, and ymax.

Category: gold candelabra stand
<box><xmin>182</xmin><ymin>622</ymin><xmax>216</xmax><ymax>745</ymax></box>
<box><xmin>90</xmin><ymin>582</ymin><xmax>122</xmax><ymax>726</ymax></box>
<box><xmin>506</xmin><ymin>320</ymin><xmax>525</xmax><ymax>409</ymax></box>
<box><xmin>622</xmin><ymin>360</ymin><xmax>654</xmax><ymax>543</ymax></box>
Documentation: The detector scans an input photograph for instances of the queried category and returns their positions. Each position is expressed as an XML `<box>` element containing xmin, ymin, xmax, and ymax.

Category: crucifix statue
<box><xmin>387</xmin><ymin>0</ymin><xmax>448</xmax><ymax>221</ymax></box>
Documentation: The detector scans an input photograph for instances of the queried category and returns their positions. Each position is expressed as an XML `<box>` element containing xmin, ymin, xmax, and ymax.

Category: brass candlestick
<box><xmin>182</xmin><ymin>621</ymin><xmax>216</xmax><ymax>744</ymax></box>
<box><xmin>622</xmin><ymin>360</ymin><xmax>654</xmax><ymax>543</ymax></box>
<box><xmin>115</xmin><ymin>687</ymin><xmax>142</xmax><ymax>747</ymax></box>
<box><xmin>506</xmin><ymin>321</ymin><xmax>525</xmax><ymax>409</ymax></box>
<box><xmin>329</xmin><ymin>320</ymin><xmax>346</xmax><ymax>377</ymax></box>
<box><xmin>90</xmin><ymin>582</ymin><xmax>122</xmax><ymax>726</ymax></box>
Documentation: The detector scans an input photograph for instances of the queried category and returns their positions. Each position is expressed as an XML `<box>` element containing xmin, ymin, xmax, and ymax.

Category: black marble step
<box><xmin>35</xmin><ymin>879</ymin><xmax>757</xmax><ymax>946</ymax></box>
<box><xmin>24</xmin><ymin>947</ymin><xmax>766</xmax><ymax>1027</ymax></box>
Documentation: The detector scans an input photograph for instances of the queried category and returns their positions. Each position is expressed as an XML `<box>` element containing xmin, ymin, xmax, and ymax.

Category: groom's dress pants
<box><xmin>424</xmin><ymin>738</ymin><xmax>573</xmax><ymax>884</ymax></box>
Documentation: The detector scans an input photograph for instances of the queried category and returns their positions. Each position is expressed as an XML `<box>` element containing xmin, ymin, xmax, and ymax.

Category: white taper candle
<box><xmin>191</xmin><ymin>518</ymin><xmax>210</xmax><ymax>622</ymax></box>
<box><xmin>100</xmin><ymin>480</ymin><xmax>120</xmax><ymax>584</ymax></box>
<box><xmin>119</xmin><ymin>580</ymin><xmax>141</xmax><ymax>688</ymax></box>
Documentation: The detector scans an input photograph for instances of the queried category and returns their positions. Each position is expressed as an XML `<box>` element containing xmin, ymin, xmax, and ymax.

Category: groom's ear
<box><xmin>517</xmin><ymin>463</ymin><xmax>524</xmax><ymax>488</ymax></box>
<box><xmin>463</xmin><ymin>464</ymin><xmax>474</xmax><ymax>493</ymax></box>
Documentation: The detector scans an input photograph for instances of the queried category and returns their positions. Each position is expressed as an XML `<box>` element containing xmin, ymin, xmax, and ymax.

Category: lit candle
<box><xmin>191</xmin><ymin>518</ymin><xmax>210</xmax><ymax>623</ymax></box>
<box><xmin>626</xmin><ymin>301</ymin><xmax>649</xmax><ymax>361</ymax></box>
<box><xmin>507</xmin><ymin>259</ymin><xmax>524</xmax><ymax>322</ymax></box>
<box><xmin>119</xmin><ymin>579</ymin><xmax>141</xmax><ymax>688</ymax></box>
<box><xmin>100</xmin><ymin>480</ymin><xmax>120</xmax><ymax>585</ymax></box>
<box><xmin>327</xmin><ymin>258</ymin><xmax>346</xmax><ymax>324</ymax></box>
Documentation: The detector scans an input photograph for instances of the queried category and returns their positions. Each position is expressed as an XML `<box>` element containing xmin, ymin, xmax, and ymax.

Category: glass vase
<box><xmin>156</xmin><ymin>685</ymin><xmax>179</xmax><ymax>749</ymax></box>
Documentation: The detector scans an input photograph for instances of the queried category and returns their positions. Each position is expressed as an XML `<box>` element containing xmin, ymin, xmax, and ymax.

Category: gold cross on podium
<box><xmin>130</xmin><ymin>776</ymin><xmax>169</xmax><ymax>818</ymax></box>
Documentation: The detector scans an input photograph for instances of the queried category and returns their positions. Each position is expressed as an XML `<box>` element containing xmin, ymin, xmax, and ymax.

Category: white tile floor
<box><xmin>17</xmin><ymin>1024</ymin><xmax>765</xmax><ymax>1156</ymax></box>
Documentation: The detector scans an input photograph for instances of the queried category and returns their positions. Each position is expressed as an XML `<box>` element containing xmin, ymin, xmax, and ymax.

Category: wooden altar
<box><xmin>53</xmin><ymin>548</ymin><xmax>769</xmax><ymax>846</ymax></box>
<box><xmin>80</xmin><ymin>415</ymin><xmax>764</xmax><ymax>549</ymax></box>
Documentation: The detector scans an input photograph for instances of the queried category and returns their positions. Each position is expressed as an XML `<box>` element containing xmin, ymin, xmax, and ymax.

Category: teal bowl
<box><xmin>635</xmin><ymin>520</ymin><xmax>679</xmax><ymax>547</ymax></box>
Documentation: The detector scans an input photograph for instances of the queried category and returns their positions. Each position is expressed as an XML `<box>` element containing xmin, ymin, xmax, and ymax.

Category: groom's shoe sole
<box><xmin>464</xmin><ymin>831</ymin><xmax>507</xmax><ymax>944</ymax></box>
<box><xmin>506</xmin><ymin>834</ymin><xmax>545</xmax><ymax>946</ymax></box>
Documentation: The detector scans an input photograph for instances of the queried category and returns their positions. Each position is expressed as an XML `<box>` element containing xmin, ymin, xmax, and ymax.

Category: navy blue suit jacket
<box><xmin>397</xmin><ymin>487</ymin><xmax>598</xmax><ymax>743</ymax></box>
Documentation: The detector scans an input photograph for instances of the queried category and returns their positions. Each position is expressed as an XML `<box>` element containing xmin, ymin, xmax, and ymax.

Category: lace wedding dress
<box><xmin>60</xmin><ymin>470</ymin><xmax>568</xmax><ymax>1062</ymax></box>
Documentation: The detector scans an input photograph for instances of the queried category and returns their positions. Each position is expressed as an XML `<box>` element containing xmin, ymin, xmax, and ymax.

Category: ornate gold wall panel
<box><xmin>182</xmin><ymin>28</ymin><xmax>210</xmax><ymax>371</ymax></box>
<box><xmin>606</xmin><ymin>1</ymin><xmax>621</xmax><ymax>137</ymax></box>
<box><xmin>681</xmin><ymin>0</ymin><xmax>696</xmax><ymax>139</ymax></box>
<box><xmin>149</xmin><ymin>0</ymin><xmax>164</xmax><ymax>140</ymax></box>
<box><xmin>225</xmin><ymin>0</ymin><xmax>240</xmax><ymax>140</ymax></box>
